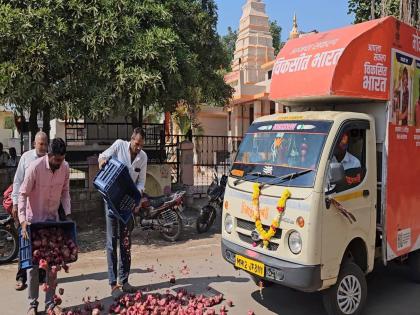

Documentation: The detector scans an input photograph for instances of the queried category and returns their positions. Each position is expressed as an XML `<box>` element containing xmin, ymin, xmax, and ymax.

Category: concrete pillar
<box><xmin>275</xmin><ymin>102</ymin><xmax>284</xmax><ymax>113</ymax></box>
<box><xmin>234</xmin><ymin>106</ymin><xmax>243</xmax><ymax>138</ymax></box>
<box><xmin>179</xmin><ymin>140</ymin><xmax>194</xmax><ymax>207</ymax></box>
<box><xmin>254</xmin><ymin>100</ymin><xmax>262</xmax><ymax>120</ymax></box>
<box><xmin>243</xmin><ymin>104</ymin><xmax>250</xmax><ymax>133</ymax></box>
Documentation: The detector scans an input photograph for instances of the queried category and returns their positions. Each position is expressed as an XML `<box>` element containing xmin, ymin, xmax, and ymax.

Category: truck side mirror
<box><xmin>329</xmin><ymin>162</ymin><xmax>345</xmax><ymax>185</ymax></box>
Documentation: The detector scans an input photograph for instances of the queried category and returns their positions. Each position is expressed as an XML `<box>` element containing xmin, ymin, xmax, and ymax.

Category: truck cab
<box><xmin>221</xmin><ymin>111</ymin><xmax>380</xmax><ymax>314</ymax></box>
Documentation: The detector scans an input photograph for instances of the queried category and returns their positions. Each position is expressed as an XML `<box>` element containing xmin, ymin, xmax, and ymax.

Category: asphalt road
<box><xmin>1</xmin><ymin>224</ymin><xmax>419</xmax><ymax>315</ymax></box>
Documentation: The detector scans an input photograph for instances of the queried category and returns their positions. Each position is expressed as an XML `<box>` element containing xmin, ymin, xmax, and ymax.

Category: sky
<box><xmin>215</xmin><ymin>0</ymin><xmax>355</xmax><ymax>37</ymax></box>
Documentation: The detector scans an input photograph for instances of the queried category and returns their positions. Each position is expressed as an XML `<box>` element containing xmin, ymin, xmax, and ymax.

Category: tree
<box><xmin>0</xmin><ymin>0</ymin><xmax>233</xmax><ymax>137</ymax></box>
<box><xmin>4</xmin><ymin>116</ymin><xmax>14</xmax><ymax>130</ymax></box>
<box><xmin>0</xmin><ymin>1</ymin><xmax>75</xmax><ymax>140</ymax></box>
<box><xmin>348</xmin><ymin>0</ymin><xmax>419</xmax><ymax>27</ymax></box>
<box><xmin>270</xmin><ymin>20</ymin><xmax>283</xmax><ymax>55</ymax></box>
<box><xmin>220</xmin><ymin>27</ymin><xmax>238</xmax><ymax>71</ymax></box>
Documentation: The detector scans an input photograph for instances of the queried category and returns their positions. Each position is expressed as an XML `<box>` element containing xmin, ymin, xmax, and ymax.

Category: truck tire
<box><xmin>409</xmin><ymin>250</ymin><xmax>420</xmax><ymax>283</ymax></box>
<box><xmin>322</xmin><ymin>261</ymin><xmax>367</xmax><ymax>315</ymax></box>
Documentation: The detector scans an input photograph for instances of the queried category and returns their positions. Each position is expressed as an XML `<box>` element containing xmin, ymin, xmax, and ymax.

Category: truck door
<box><xmin>321</xmin><ymin>120</ymin><xmax>376</xmax><ymax>279</ymax></box>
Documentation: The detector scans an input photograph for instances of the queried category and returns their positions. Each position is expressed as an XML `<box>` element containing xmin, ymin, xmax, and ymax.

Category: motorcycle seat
<box><xmin>148</xmin><ymin>195</ymin><xmax>171</xmax><ymax>209</ymax></box>
<box><xmin>0</xmin><ymin>214</ymin><xmax>12</xmax><ymax>224</ymax></box>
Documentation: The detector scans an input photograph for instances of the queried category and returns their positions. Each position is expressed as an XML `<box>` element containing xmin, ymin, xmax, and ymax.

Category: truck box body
<box><xmin>269</xmin><ymin>16</ymin><xmax>420</xmax><ymax>262</ymax></box>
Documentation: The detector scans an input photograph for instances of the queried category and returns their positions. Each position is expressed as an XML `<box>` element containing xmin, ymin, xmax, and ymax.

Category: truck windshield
<box><xmin>232</xmin><ymin>120</ymin><xmax>332</xmax><ymax>187</ymax></box>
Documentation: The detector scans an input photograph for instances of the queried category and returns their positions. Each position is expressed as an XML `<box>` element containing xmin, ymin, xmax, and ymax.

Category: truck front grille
<box><xmin>236</xmin><ymin>218</ymin><xmax>282</xmax><ymax>239</ymax></box>
<box><xmin>237</xmin><ymin>233</ymin><xmax>279</xmax><ymax>251</ymax></box>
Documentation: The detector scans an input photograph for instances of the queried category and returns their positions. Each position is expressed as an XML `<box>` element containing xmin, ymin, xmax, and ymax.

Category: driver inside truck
<box><xmin>331</xmin><ymin>131</ymin><xmax>362</xmax><ymax>187</ymax></box>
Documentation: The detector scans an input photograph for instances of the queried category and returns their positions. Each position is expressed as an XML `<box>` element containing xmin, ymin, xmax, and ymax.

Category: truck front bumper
<box><xmin>222</xmin><ymin>238</ymin><xmax>322</xmax><ymax>292</ymax></box>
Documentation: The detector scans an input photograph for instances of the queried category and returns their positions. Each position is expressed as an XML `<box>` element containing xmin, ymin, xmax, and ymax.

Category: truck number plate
<box><xmin>235</xmin><ymin>255</ymin><xmax>265</xmax><ymax>277</ymax></box>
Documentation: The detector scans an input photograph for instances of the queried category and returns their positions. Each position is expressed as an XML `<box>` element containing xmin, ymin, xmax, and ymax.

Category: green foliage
<box><xmin>172</xmin><ymin>102</ymin><xmax>204</xmax><ymax>135</ymax></box>
<box><xmin>348</xmin><ymin>0</ymin><xmax>419</xmax><ymax>28</ymax></box>
<box><xmin>347</xmin><ymin>0</ymin><xmax>405</xmax><ymax>23</ymax></box>
<box><xmin>220</xmin><ymin>27</ymin><xmax>238</xmax><ymax>71</ymax></box>
<box><xmin>0</xmin><ymin>0</ymin><xmax>233</xmax><ymax>123</ymax></box>
<box><xmin>3</xmin><ymin>115</ymin><xmax>14</xmax><ymax>130</ymax></box>
<box><xmin>270</xmin><ymin>20</ymin><xmax>282</xmax><ymax>55</ymax></box>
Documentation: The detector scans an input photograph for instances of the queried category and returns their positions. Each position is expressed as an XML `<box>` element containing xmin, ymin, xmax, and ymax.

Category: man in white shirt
<box><xmin>98</xmin><ymin>128</ymin><xmax>147</xmax><ymax>297</ymax></box>
<box><xmin>12</xmin><ymin>132</ymin><xmax>48</xmax><ymax>291</ymax></box>
<box><xmin>328</xmin><ymin>132</ymin><xmax>362</xmax><ymax>191</ymax></box>
<box><xmin>332</xmin><ymin>132</ymin><xmax>361</xmax><ymax>170</ymax></box>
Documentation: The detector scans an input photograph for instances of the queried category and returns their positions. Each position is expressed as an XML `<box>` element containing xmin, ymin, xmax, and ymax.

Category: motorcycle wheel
<box><xmin>159</xmin><ymin>209</ymin><xmax>183</xmax><ymax>242</ymax></box>
<box><xmin>196</xmin><ymin>205</ymin><xmax>217</xmax><ymax>234</ymax></box>
<box><xmin>0</xmin><ymin>226</ymin><xmax>19</xmax><ymax>264</ymax></box>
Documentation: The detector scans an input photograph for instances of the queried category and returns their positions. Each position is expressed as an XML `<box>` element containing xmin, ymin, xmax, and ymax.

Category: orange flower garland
<box><xmin>252</xmin><ymin>183</ymin><xmax>291</xmax><ymax>249</ymax></box>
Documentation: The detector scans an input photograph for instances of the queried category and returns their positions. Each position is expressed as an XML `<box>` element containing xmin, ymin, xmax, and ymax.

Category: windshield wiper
<box><xmin>233</xmin><ymin>171</ymin><xmax>276</xmax><ymax>186</ymax></box>
<box><xmin>260</xmin><ymin>169</ymin><xmax>313</xmax><ymax>189</ymax></box>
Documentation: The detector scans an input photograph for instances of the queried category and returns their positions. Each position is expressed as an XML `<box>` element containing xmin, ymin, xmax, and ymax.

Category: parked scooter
<box><xmin>196</xmin><ymin>171</ymin><xmax>227</xmax><ymax>233</ymax></box>
<box><xmin>0</xmin><ymin>213</ymin><xmax>18</xmax><ymax>264</ymax></box>
<box><xmin>132</xmin><ymin>190</ymin><xmax>186</xmax><ymax>242</ymax></box>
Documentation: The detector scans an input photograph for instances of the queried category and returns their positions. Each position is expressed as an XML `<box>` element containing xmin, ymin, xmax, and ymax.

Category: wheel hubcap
<box><xmin>337</xmin><ymin>275</ymin><xmax>362</xmax><ymax>314</ymax></box>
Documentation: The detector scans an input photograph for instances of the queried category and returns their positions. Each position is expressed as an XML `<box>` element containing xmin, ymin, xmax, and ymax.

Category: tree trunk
<box><xmin>370</xmin><ymin>0</ymin><xmax>375</xmax><ymax>20</ymax></box>
<box><xmin>43</xmin><ymin>106</ymin><xmax>51</xmax><ymax>142</ymax></box>
<box><xmin>29</xmin><ymin>102</ymin><xmax>39</xmax><ymax>144</ymax></box>
<box><xmin>138</xmin><ymin>104</ymin><xmax>143</xmax><ymax>128</ymax></box>
<box><xmin>399</xmin><ymin>0</ymin><xmax>403</xmax><ymax>20</ymax></box>
<box><xmin>380</xmin><ymin>0</ymin><xmax>387</xmax><ymax>17</ymax></box>
<box><xmin>131</xmin><ymin>112</ymin><xmax>139</xmax><ymax>129</ymax></box>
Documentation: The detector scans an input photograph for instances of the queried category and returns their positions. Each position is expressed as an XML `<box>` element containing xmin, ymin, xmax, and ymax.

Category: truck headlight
<box><xmin>288</xmin><ymin>231</ymin><xmax>302</xmax><ymax>254</ymax></box>
<box><xmin>224</xmin><ymin>214</ymin><xmax>233</xmax><ymax>234</ymax></box>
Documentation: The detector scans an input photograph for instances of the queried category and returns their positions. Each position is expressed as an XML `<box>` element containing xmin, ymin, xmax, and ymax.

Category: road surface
<box><xmin>0</xmin><ymin>224</ymin><xmax>419</xmax><ymax>315</ymax></box>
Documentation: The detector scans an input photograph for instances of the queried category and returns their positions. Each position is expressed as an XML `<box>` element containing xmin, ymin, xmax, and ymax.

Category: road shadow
<box><xmin>61</xmin><ymin>275</ymin><xmax>248</xmax><ymax>313</ymax></box>
<box><xmin>363</xmin><ymin>263</ymin><xmax>420</xmax><ymax>315</ymax></box>
<box><xmin>251</xmin><ymin>286</ymin><xmax>324</xmax><ymax>315</ymax></box>
<box><xmin>251</xmin><ymin>262</ymin><xmax>420</xmax><ymax>315</ymax></box>
<box><xmin>58</xmin><ymin>268</ymin><xmax>151</xmax><ymax>284</ymax></box>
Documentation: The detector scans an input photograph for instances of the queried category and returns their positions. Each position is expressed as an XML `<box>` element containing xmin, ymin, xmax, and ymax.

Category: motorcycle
<box><xmin>0</xmin><ymin>213</ymin><xmax>19</xmax><ymax>264</ymax></box>
<box><xmin>196</xmin><ymin>172</ymin><xmax>227</xmax><ymax>234</ymax></box>
<box><xmin>132</xmin><ymin>190</ymin><xmax>186</xmax><ymax>242</ymax></box>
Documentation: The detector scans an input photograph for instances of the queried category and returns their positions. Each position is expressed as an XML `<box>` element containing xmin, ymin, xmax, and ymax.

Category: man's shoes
<box><xmin>27</xmin><ymin>306</ymin><xmax>38</xmax><ymax>315</ymax></box>
<box><xmin>121</xmin><ymin>282</ymin><xmax>138</xmax><ymax>293</ymax></box>
<box><xmin>15</xmin><ymin>278</ymin><xmax>27</xmax><ymax>291</ymax></box>
<box><xmin>46</xmin><ymin>304</ymin><xmax>63</xmax><ymax>315</ymax></box>
<box><xmin>111</xmin><ymin>285</ymin><xmax>124</xmax><ymax>299</ymax></box>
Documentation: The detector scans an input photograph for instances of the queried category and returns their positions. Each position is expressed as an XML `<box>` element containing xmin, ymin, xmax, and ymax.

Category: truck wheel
<box><xmin>251</xmin><ymin>275</ymin><xmax>273</xmax><ymax>288</ymax></box>
<box><xmin>408</xmin><ymin>250</ymin><xmax>420</xmax><ymax>283</ymax></box>
<box><xmin>322</xmin><ymin>261</ymin><xmax>367</xmax><ymax>315</ymax></box>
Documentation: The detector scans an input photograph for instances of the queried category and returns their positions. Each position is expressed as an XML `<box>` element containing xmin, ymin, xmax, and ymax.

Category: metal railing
<box><xmin>65</xmin><ymin>122</ymin><xmax>165</xmax><ymax>147</ymax></box>
<box><xmin>64</xmin><ymin>123</ymin><xmax>242</xmax><ymax>196</ymax></box>
<box><xmin>158</xmin><ymin>134</ymin><xmax>242</xmax><ymax>195</ymax></box>
<box><xmin>190</xmin><ymin>135</ymin><xmax>242</xmax><ymax>196</ymax></box>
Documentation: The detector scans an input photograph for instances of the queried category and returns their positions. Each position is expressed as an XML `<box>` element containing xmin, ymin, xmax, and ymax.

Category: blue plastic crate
<box><xmin>19</xmin><ymin>221</ymin><xmax>78</xmax><ymax>270</ymax></box>
<box><xmin>93</xmin><ymin>158</ymin><xmax>141</xmax><ymax>224</ymax></box>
